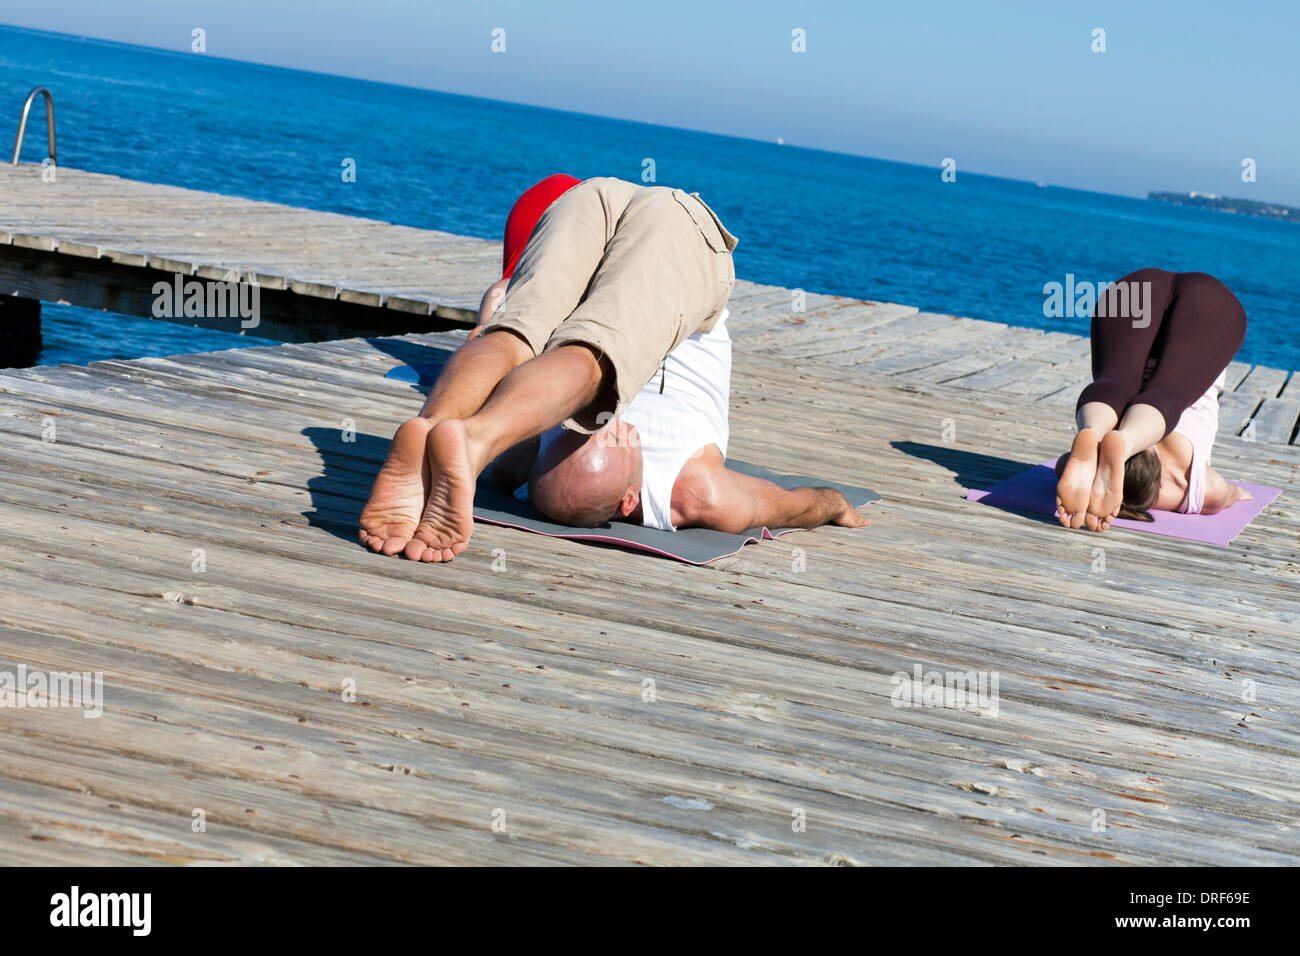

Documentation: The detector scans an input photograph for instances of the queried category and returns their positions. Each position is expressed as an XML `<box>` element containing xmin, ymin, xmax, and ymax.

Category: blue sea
<box><xmin>3</xmin><ymin>25</ymin><xmax>1298</xmax><ymax>369</ymax></box>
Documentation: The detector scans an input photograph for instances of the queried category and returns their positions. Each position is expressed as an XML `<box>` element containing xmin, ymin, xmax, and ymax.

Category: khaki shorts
<box><xmin>481</xmin><ymin>176</ymin><xmax>737</xmax><ymax>432</ymax></box>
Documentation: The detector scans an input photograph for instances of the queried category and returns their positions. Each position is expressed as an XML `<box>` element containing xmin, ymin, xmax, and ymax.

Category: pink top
<box><xmin>1172</xmin><ymin>368</ymin><xmax>1225</xmax><ymax>515</ymax></box>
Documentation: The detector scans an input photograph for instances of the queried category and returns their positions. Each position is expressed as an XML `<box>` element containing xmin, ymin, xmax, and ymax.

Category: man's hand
<box><xmin>827</xmin><ymin>489</ymin><xmax>870</xmax><ymax>527</ymax></box>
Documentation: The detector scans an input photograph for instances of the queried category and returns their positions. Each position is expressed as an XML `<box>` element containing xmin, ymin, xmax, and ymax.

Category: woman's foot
<box><xmin>359</xmin><ymin>417</ymin><xmax>434</xmax><ymax>555</ymax></box>
<box><xmin>1088</xmin><ymin>430</ymin><xmax>1127</xmax><ymax>530</ymax></box>
<box><xmin>1056</xmin><ymin>429</ymin><xmax>1100</xmax><ymax>529</ymax></box>
<box><xmin>404</xmin><ymin>419</ymin><xmax>479</xmax><ymax>562</ymax></box>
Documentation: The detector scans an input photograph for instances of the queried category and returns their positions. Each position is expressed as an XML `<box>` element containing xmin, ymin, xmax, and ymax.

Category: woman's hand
<box><xmin>1201</xmin><ymin>467</ymin><xmax>1251</xmax><ymax>514</ymax></box>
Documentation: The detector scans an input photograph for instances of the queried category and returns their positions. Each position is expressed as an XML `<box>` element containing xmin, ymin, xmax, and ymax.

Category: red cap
<box><xmin>502</xmin><ymin>174</ymin><xmax>583</xmax><ymax>279</ymax></box>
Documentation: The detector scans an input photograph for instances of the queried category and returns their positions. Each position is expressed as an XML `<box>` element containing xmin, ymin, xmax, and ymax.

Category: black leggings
<box><xmin>1076</xmin><ymin>268</ymin><xmax>1247</xmax><ymax>438</ymax></box>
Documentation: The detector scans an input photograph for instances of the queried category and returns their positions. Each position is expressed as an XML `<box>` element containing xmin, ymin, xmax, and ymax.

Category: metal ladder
<box><xmin>10</xmin><ymin>86</ymin><xmax>56</xmax><ymax>166</ymax></box>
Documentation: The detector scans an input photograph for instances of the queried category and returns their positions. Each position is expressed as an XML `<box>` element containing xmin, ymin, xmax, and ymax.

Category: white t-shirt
<box><xmin>514</xmin><ymin>311</ymin><xmax>732</xmax><ymax>532</ymax></box>
<box><xmin>1172</xmin><ymin>367</ymin><xmax>1224</xmax><ymax>515</ymax></box>
<box><xmin>621</xmin><ymin>312</ymin><xmax>732</xmax><ymax>531</ymax></box>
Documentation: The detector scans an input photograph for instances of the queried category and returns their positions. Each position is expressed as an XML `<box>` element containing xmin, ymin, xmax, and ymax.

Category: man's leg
<box><xmin>417</xmin><ymin>182</ymin><xmax>623</xmax><ymax>424</ymax></box>
<box><xmin>417</xmin><ymin>328</ymin><xmax>534</xmax><ymax>421</ymax></box>
<box><xmin>359</xmin><ymin>330</ymin><xmax>534</xmax><ymax>556</ymax></box>
<box><xmin>542</xmin><ymin>187</ymin><xmax>734</xmax><ymax>432</ymax></box>
<box><xmin>404</xmin><ymin>183</ymin><xmax>728</xmax><ymax>561</ymax></box>
<box><xmin>360</xmin><ymin>180</ymin><xmax>624</xmax><ymax>556</ymax></box>
<box><xmin>404</xmin><ymin>343</ymin><xmax>609</xmax><ymax>562</ymax></box>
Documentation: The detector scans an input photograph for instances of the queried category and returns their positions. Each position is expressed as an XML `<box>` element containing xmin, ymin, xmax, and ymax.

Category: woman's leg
<box><xmin>1129</xmin><ymin>272</ymin><xmax>1248</xmax><ymax>439</ymax></box>
<box><xmin>1056</xmin><ymin>401</ymin><xmax>1122</xmax><ymax>529</ymax></box>
<box><xmin>1075</xmin><ymin>268</ymin><xmax>1175</xmax><ymax>422</ymax></box>
<box><xmin>1089</xmin><ymin>405</ymin><xmax>1167</xmax><ymax>529</ymax></box>
<box><xmin>1090</xmin><ymin>273</ymin><xmax>1247</xmax><ymax>524</ymax></box>
<box><xmin>1058</xmin><ymin>269</ymin><xmax>1173</xmax><ymax>528</ymax></box>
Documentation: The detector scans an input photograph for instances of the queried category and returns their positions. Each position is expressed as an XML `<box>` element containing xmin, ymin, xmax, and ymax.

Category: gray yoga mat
<box><xmin>385</xmin><ymin>362</ymin><xmax>879</xmax><ymax>562</ymax></box>
<box><xmin>473</xmin><ymin>460</ymin><xmax>880</xmax><ymax>565</ymax></box>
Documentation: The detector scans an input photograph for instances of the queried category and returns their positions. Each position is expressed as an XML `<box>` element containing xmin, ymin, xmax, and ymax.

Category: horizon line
<box><xmin>0</xmin><ymin>21</ymin><xmax>1268</xmax><ymax>210</ymax></box>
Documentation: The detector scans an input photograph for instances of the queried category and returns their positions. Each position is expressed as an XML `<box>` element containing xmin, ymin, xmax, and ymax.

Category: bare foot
<box><xmin>405</xmin><ymin>419</ymin><xmax>478</xmax><ymax>562</ymax></box>
<box><xmin>359</xmin><ymin>417</ymin><xmax>434</xmax><ymax>556</ymax></box>
<box><xmin>1055</xmin><ymin>430</ymin><xmax>1099</xmax><ymax>529</ymax></box>
<box><xmin>1088</xmin><ymin>430</ymin><xmax>1127</xmax><ymax>530</ymax></box>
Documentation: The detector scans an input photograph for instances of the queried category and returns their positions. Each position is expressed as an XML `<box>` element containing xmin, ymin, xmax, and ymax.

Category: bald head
<box><xmin>527</xmin><ymin>421</ymin><xmax>642</xmax><ymax>527</ymax></box>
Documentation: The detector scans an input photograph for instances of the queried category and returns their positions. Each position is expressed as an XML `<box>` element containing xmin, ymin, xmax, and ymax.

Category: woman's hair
<box><xmin>1119</xmin><ymin>448</ymin><xmax>1161</xmax><ymax>522</ymax></box>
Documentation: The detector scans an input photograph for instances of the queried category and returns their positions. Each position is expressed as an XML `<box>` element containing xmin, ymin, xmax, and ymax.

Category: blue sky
<box><xmin>5</xmin><ymin>0</ymin><xmax>1299</xmax><ymax>203</ymax></box>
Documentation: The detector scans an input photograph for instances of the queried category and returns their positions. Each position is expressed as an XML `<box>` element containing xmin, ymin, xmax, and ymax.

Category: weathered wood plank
<box><xmin>1279</xmin><ymin>372</ymin><xmax>1300</xmax><ymax>402</ymax></box>
<box><xmin>1247</xmin><ymin>398</ymin><xmax>1300</xmax><ymax>444</ymax></box>
<box><xmin>1224</xmin><ymin>361</ymin><xmax>1253</xmax><ymax>391</ymax></box>
<box><xmin>1217</xmin><ymin>391</ymin><xmax>1261</xmax><ymax>436</ymax></box>
<box><xmin>1237</xmin><ymin>365</ymin><xmax>1290</xmax><ymax>397</ymax></box>
<box><xmin>894</xmin><ymin>351</ymin><xmax>1000</xmax><ymax>386</ymax></box>
<box><xmin>943</xmin><ymin>359</ymin><xmax>1046</xmax><ymax>391</ymax></box>
<box><xmin>0</xmin><ymin>164</ymin><xmax>489</xmax><ymax>335</ymax></box>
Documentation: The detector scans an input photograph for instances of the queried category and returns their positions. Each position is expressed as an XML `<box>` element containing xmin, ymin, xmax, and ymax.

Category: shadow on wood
<box><xmin>890</xmin><ymin>440</ymin><xmax>1032</xmax><ymax>491</ymax></box>
<box><xmin>365</xmin><ymin>339</ymin><xmax>452</xmax><ymax>390</ymax></box>
<box><xmin>891</xmin><ymin>441</ymin><xmax>1067</xmax><ymax>527</ymax></box>
<box><xmin>302</xmin><ymin>425</ymin><xmax>391</xmax><ymax>543</ymax></box>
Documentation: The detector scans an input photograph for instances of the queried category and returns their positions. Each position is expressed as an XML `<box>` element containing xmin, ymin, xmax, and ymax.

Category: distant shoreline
<box><xmin>1149</xmin><ymin>190</ymin><xmax>1298</xmax><ymax>224</ymax></box>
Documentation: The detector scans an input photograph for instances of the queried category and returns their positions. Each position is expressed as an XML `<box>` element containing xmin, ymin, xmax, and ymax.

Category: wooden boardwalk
<box><xmin>1</xmin><ymin>165</ymin><xmax>1297</xmax><ymax>864</ymax></box>
<box><xmin>2</xmin><ymin>163</ymin><xmax>1298</xmax><ymax>444</ymax></box>
<box><xmin>1</xmin><ymin>322</ymin><xmax>1297</xmax><ymax>864</ymax></box>
<box><xmin>0</xmin><ymin>163</ymin><xmax>494</xmax><ymax>340</ymax></box>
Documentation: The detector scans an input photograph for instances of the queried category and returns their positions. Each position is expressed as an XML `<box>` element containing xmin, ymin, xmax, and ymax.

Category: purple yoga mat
<box><xmin>966</xmin><ymin>461</ymin><xmax>1281</xmax><ymax>546</ymax></box>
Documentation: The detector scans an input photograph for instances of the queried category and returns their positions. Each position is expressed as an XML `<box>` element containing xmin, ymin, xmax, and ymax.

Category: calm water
<box><xmin>3</xmin><ymin>25</ymin><xmax>1298</xmax><ymax>368</ymax></box>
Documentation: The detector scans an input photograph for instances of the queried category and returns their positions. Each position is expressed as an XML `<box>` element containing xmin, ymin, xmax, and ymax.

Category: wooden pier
<box><xmin>1</xmin><ymin>166</ymin><xmax>1298</xmax><ymax>865</ymax></box>
<box><xmin>4</xmin><ymin>164</ymin><xmax>1298</xmax><ymax>445</ymax></box>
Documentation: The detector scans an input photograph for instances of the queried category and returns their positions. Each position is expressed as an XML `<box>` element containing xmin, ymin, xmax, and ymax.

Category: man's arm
<box><xmin>674</xmin><ymin>447</ymin><xmax>867</xmax><ymax>533</ymax></box>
